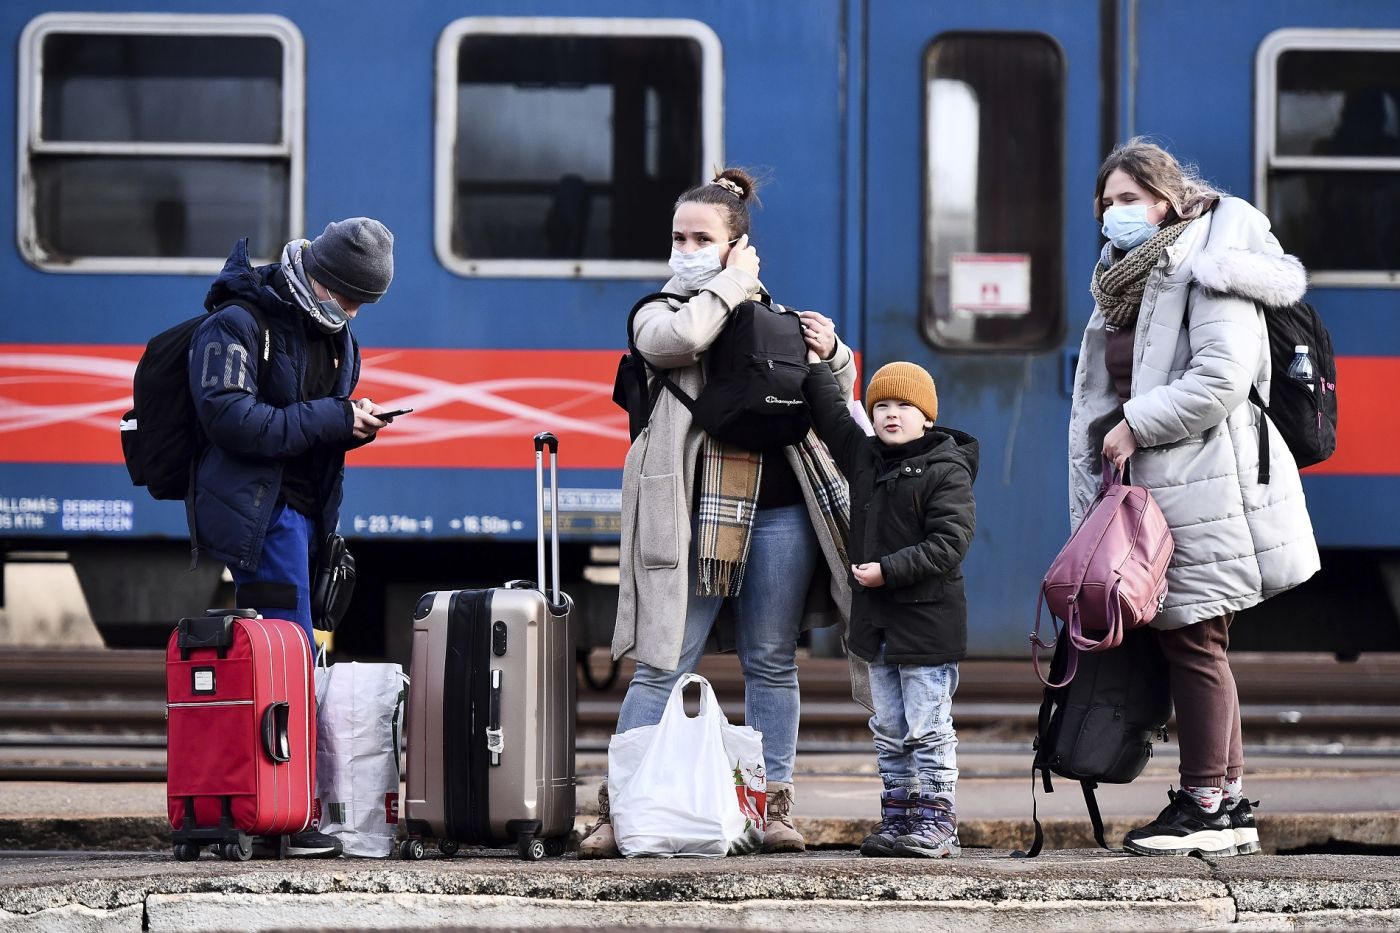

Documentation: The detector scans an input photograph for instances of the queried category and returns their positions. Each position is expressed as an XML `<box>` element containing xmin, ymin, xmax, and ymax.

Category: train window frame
<box><xmin>1256</xmin><ymin>28</ymin><xmax>1400</xmax><ymax>287</ymax></box>
<box><xmin>15</xmin><ymin>12</ymin><xmax>305</xmax><ymax>276</ymax></box>
<box><xmin>434</xmin><ymin>17</ymin><xmax>723</xmax><ymax>279</ymax></box>
<box><xmin>920</xmin><ymin>31</ymin><xmax>1066</xmax><ymax>352</ymax></box>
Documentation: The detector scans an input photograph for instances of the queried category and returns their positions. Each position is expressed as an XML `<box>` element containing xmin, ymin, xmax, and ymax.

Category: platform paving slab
<box><xmin>0</xmin><ymin>850</ymin><xmax>1398</xmax><ymax>932</ymax></box>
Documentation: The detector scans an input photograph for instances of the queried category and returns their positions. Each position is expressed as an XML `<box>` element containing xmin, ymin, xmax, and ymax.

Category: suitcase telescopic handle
<box><xmin>261</xmin><ymin>702</ymin><xmax>291</xmax><ymax>763</ymax></box>
<box><xmin>533</xmin><ymin>432</ymin><xmax>562</xmax><ymax>610</ymax></box>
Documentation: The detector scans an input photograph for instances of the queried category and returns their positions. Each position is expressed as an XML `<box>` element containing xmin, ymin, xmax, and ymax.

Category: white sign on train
<box><xmin>950</xmin><ymin>253</ymin><xmax>1031</xmax><ymax>316</ymax></box>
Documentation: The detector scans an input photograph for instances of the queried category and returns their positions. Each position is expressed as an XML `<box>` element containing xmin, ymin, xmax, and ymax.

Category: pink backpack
<box><xmin>1032</xmin><ymin>457</ymin><xmax>1174</xmax><ymax>687</ymax></box>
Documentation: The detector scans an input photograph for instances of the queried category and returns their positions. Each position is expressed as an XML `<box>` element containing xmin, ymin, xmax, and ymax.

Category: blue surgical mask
<box><xmin>1101</xmin><ymin>204</ymin><xmax>1161</xmax><ymax>251</ymax></box>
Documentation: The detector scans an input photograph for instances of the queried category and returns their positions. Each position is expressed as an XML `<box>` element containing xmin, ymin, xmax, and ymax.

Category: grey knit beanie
<box><xmin>303</xmin><ymin>217</ymin><xmax>394</xmax><ymax>304</ymax></box>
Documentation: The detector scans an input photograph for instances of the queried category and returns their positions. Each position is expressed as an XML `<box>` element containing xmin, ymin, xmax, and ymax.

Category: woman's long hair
<box><xmin>1093</xmin><ymin>138</ymin><xmax>1225</xmax><ymax>224</ymax></box>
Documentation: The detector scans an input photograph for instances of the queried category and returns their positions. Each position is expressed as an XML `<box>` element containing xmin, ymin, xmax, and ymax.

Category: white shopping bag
<box><xmin>609</xmin><ymin>673</ymin><xmax>765</xmax><ymax>858</ymax></box>
<box><xmin>314</xmin><ymin>659</ymin><xmax>406</xmax><ymax>857</ymax></box>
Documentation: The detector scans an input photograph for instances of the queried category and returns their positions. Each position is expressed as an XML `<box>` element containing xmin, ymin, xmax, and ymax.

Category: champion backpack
<box><xmin>1250</xmin><ymin>299</ymin><xmax>1338</xmax><ymax>483</ymax></box>
<box><xmin>1016</xmin><ymin>627</ymin><xmax>1172</xmax><ymax>856</ymax></box>
<box><xmin>613</xmin><ymin>291</ymin><xmax>812</xmax><ymax>451</ymax></box>
<box><xmin>120</xmin><ymin>301</ymin><xmax>270</xmax><ymax>500</ymax></box>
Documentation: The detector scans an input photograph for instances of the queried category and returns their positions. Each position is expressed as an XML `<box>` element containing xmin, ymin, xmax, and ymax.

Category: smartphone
<box><xmin>374</xmin><ymin>408</ymin><xmax>414</xmax><ymax>420</ymax></box>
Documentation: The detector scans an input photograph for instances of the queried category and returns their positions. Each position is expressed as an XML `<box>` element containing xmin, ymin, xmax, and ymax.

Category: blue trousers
<box><xmin>868</xmin><ymin>645</ymin><xmax>959</xmax><ymax>799</ymax></box>
<box><xmin>230</xmin><ymin>502</ymin><xmax>315</xmax><ymax>648</ymax></box>
<box><xmin>616</xmin><ymin>504</ymin><xmax>820</xmax><ymax>784</ymax></box>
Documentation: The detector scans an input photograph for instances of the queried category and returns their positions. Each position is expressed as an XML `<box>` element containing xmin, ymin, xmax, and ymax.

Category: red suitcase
<box><xmin>166</xmin><ymin>609</ymin><xmax>316</xmax><ymax>860</ymax></box>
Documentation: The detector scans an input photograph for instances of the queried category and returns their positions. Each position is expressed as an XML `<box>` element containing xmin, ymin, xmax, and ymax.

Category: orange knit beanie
<box><xmin>865</xmin><ymin>361</ymin><xmax>938</xmax><ymax>423</ymax></box>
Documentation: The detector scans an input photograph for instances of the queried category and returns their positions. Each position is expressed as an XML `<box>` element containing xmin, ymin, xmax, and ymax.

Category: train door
<box><xmin>860</xmin><ymin>0</ymin><xmax>1106</xmax><ymax>653</ymax></box>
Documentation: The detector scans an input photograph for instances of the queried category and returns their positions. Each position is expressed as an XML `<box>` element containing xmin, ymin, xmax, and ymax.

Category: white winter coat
<box><xmin>1067</xmin><ymin>197</ymin><xmax>1321</xmax><ymax>628</ymax></box>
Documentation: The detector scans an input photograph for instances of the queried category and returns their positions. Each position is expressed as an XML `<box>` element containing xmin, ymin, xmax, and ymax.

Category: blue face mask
<box><xmin>1101</xmin><ymin>204</ymin><xmax>1161</xmax><ymax>251</ymax></box>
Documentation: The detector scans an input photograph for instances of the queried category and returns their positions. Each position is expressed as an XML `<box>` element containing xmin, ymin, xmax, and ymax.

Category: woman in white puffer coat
<box><xmin>1067</xmin><ymin>140</ymin><xmax>1320</xmax><ymax>858</ymax></box>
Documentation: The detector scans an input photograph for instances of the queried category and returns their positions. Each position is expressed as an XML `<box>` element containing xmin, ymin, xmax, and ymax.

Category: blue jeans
<box><xmin>616</xmin><ymin>504</ymin><xmax>819</xmax><ymax>784</ymax></box>
<box><xmin>230</xmin><ymin>501</ymin><xmax>315</xmax><ymax>648</ymax></box>
<box><xmin>868</xmin><ymin>646</ymin><xmax>959</xmax><ymax>799</ymax></box>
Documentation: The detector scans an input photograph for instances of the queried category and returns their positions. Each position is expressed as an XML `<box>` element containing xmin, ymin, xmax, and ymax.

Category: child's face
<box><xmin>871</xmin><ymin>399</ymin><xmax>931</xmax><ymax>446</ymax></box>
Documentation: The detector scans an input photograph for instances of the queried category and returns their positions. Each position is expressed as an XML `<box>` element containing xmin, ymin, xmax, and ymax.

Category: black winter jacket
<box><xmin>187</xmin><ymin>238</ymin><xmax>360</xmax><ymax>571</ymax></box>
<box><xmin>804</xmin><ymin>364</ymin><xmax>979</xmax><ymax>665</ymax></box>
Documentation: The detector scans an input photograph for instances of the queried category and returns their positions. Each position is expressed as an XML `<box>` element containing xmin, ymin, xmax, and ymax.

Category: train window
<box><xmin>17</xmin><ymin>14</ymin><xmax>304</xmax><ymax>274</ymax></box>
<box><xmin>1258</xmin><ymin>30</ymin><xmax>1400</xmax><ymax>285</ymax></box>
<box><xmin>922</xmin><ymin>33</ymin><xmax>1064</xmax><ymax>350</ymax></box>
<box><xmin>435</xmin><ymin>18</ymin><xmax>722</xmax><ymax>278</ymax></box>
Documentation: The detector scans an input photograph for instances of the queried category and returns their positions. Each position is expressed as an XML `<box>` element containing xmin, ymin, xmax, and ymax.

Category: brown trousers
<box><xmin>1154</xmin><ymin>612</ymin><xmax>1243</xmax><ymax>787</ymax></box>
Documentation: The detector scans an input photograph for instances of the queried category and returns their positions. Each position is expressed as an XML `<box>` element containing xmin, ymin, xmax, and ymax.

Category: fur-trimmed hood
<box><xmin>1180</xmin><ymin>197</ymin><xmax>1308</xmax><ymax>309</ymax></box>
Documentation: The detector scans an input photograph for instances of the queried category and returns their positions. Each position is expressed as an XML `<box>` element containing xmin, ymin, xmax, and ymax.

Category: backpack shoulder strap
<box><xmin>1081</xmin><ymin>780</ymin><xmax>1111</xmax><ymax>850</ymax></box>
<box><xmin>626</xmin><ymin>291</ymin><xmax>696</xmax><ymax>414</ymax></box>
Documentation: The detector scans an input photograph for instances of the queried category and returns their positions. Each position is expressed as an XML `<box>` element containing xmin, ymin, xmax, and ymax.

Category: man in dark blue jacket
<box><xmin>188</xmin><ymin>218</ymin><xmax>395</xmax><ymax>857</ymax></box>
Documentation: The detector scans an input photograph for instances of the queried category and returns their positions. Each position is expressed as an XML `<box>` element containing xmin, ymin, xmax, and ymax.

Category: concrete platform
<box><xmin>2</xmin><ymin>849</ymin><xmax>1399</xmax><ymax>931</ymax></box>
<box><xmin>4</xmin><ymin>746</ymin><xmax>1399</xmax><ymax>855</ymax></box>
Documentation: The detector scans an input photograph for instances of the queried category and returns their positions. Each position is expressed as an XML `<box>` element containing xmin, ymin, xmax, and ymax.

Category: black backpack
<box><xmin>1018</xmin><ymin>627</ymin><xmax>1172</xmax><ymax>856</ymax></box>
<box><xmin>612</xmin><ymin>291</ymin><xmax>811</xmax><ymax>451</ymax></box>
<box><xmin>121</xmin><ymin>301</ymin><xmax>270</xmax><ymax>500</ymax></box>
<box><xmin>1251</xmin><ymin>299</ymin><xmax>1338</xmax><ymax>483</ymax></box>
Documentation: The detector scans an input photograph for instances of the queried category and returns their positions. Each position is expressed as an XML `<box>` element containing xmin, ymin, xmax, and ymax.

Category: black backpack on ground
<box><xmin>612</xmin><ymin>291</ymin><xmax>812</xmax><ymax>451</ymax></box>
<box><xmin>1017</xmin><ymin>627</ymin><xmax>1172</xmax><ymax>856</ymax></box>
<box><xmin>121</xmin><ymin>301</ymin><xmax>270</xmax><ymax>500</ymax></box>
<box><xmin>1251</xmin><ymin>299</ymin><xmax>1338</xmax><ymax>483</ymax></box>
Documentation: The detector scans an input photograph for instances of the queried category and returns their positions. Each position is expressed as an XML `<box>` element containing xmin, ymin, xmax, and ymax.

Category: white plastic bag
<box><xmin>314</xmin><ymin>659</ymin><xmax>406</xmax><ymax>857</ymax></box>
<box><xmin>609</xmin><ymin>673</ymin><xmax>766</xmax><ymax>857</ymax></box>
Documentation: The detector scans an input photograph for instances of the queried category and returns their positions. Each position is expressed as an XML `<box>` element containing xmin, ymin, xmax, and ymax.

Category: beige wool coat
<box><xmin>1068</xmin><ymin>197</ymin><xmax>1321</xmax><ymax>629</ymax></box>
<box><xmin>612</xmin><ymin>266</ymin><xmax>856</xmax><ymax>671</ymax></box>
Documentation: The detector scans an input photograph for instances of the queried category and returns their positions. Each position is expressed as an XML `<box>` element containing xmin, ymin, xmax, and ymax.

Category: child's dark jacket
<box><xmin>804</xmin><ymin>364</ymin><xmax>978</xmax><ymax>665</ymax></box>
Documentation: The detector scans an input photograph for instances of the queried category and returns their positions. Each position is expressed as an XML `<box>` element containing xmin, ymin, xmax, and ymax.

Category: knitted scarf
<box><xmin>695</xmin><ymin>431</ymin><xmax>850</xmax><ymax>597</ymax></box>
<box><xmin>1090</xmin><ymin>220</ymin><xmax>1191</xmax><ymax>329</ymax></box>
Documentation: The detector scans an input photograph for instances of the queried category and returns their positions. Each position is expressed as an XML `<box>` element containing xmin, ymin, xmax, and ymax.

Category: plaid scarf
<box><xmin>696</xmin><ymin>431</ymin><xmax>850</xmax><ymax>597</ymax></box>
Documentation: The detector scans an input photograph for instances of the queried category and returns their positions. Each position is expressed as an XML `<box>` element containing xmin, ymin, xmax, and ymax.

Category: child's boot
<box><xmin>892</xmin><ymin>793</ymin><xmax>960</xmax><ymax>859</ymax></box>
<box><xmin>860</xmin><ymin>785</ymin><xmax>916</xmax><ymax>857</ymax></box>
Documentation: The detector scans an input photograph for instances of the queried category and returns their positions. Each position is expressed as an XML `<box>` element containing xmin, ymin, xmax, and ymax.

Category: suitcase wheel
<box><xmin>173</xmin><ymin>843</ymin><xmax>201</xmax><ymax>862</ymax></box>
<box><xmin>517</xmin><ymin>836</ymin><xmax>546</xmax><ymax>861</ymax></box>
<box><xmin>543</xmin><ymin>837</ymin><xmax>566</xmax><ymax>858</ymax></box>
<box><xmin>218</xmin><ymin>839</ymin><xmax>252</xmax><ymax>862</ymax></box>
<box><xmin>400</xmin><ymin>838</ymin><xmax>426</xmax><ymax>861</ymax></box>
<box><xmin>438</xmin><ymin>839</ymin><xmax>460</xmax><ymax>858</ymax></box>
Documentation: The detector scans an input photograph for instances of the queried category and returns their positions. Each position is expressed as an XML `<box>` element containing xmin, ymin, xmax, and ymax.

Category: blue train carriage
<box><xmin>1</xmin><ymin>0</ymin><xmax>1397</xmax><ymax>659</ymax></box>
<box><xmin>0</xmin><ymin>0</ymin><xmax>849</xmax><ymax>656</ymax></box>
<box><xmin>858</xmin><ymin>0</ymin><xmax>1400</xmax><ymax>656</ymax></box>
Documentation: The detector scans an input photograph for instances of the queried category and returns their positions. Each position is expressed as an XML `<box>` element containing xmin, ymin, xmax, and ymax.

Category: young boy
<box><xmin>803</xmin><ymin>358</ymin><xmax>978</xmax><ymax>858</ymax></box>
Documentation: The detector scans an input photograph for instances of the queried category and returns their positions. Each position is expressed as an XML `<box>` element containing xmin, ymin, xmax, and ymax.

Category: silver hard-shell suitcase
<box><xmin>403</xmin><ymin>432</ymin><xmax>576</xmax><ymax>860</ymax></box>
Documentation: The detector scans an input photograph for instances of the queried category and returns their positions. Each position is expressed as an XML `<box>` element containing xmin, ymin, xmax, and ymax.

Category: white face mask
<box><xmin>668</xmin><ymin>244</ymin><xmax>725</xmax><ymax>290</ymax></box>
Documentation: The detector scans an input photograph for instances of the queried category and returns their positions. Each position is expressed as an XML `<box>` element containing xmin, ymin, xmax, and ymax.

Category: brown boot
<box><xmin>761</xmin><ymin>781</ymin><xmax>806</xmax><ymax>853</ymax></box>
<box><xmin>578</xmin><ymin>781</ymin><xmax>619</xmax><ymax>859</ymax></box>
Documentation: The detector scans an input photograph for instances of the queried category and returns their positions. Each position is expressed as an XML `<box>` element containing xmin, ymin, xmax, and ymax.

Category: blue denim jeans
<box><xmin>616</xmin><ymin>503</ymin><xmax>819</xmax><ymax>784</ymax></box>
<box><xmin>868</xmin><ymin>647</ymin><xmax>959</xmax><ymax>799</ymax></box>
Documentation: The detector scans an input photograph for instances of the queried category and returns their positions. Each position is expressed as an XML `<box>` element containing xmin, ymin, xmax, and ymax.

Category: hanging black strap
<box><xmin>1081</xmin><ymin>780</ymin><xmax>1111</xmax><ymax>850</ymax></box>
<box><xmin>1016</xmin><ymin>769</ymin><xmax>1047</xmax><ymax>858</ymax></box>
<box><xmin>1249</xmin><ymin>387</ymin><xmax>1271</xmax><ymax>484</ymax></box>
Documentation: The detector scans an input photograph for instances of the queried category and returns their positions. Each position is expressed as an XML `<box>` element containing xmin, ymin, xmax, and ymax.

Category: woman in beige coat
<box><xmin>1068</xmin><ymin>140</ymin><xmax>1320</xmax><ymax>858</ymax></box>
<box><xmin>581</xmin><ymin>169</ymin><xmax>856</xmax><ymax>857</ymax></box>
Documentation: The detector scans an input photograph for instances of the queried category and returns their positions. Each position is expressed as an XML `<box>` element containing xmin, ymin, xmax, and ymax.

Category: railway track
<box><xmin>2</xmin><ymin>648</ymin><xmax>1399</xmax><ymax>780</ymax></box>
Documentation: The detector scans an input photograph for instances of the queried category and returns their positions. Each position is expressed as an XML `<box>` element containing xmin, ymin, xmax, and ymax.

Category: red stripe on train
<box><xmin>0</xmin><ymin>345</ymin><xmax>631</xmax><ymax>469</ymax></box>
<box><xmin>0</xmin><ymin>346</ymin><xmax>1383</xmax><ymax>474</ymax></box>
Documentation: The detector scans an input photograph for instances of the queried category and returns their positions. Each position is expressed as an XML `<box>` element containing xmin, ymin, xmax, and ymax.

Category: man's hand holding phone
<box><xmin>351</xmin><ymin>399</ymin><xmax>412</xmax><ymax>439</ymax></box>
